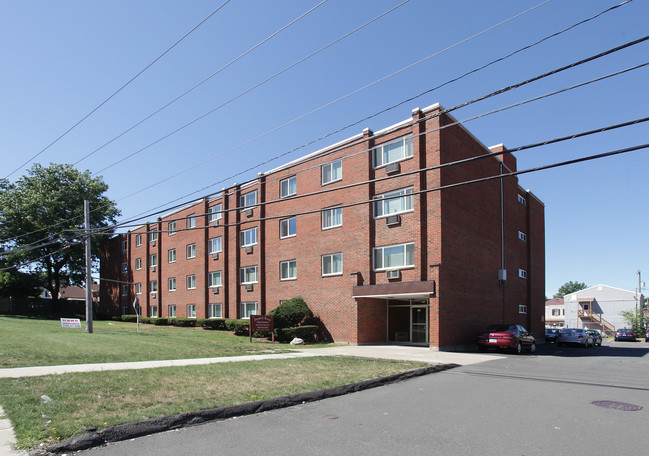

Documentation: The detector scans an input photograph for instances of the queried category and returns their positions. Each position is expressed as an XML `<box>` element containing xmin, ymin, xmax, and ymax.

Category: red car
<box><xmin>477</xmin><ymin>324</ymin><xmax>537</xmax><ymax>354</ymax></box>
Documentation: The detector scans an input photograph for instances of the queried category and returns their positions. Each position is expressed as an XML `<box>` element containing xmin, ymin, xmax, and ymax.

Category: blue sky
<box><xmin>1</xmin><ymin>0</ymin><xmax>647</xmax><ymax>298</ymax></box>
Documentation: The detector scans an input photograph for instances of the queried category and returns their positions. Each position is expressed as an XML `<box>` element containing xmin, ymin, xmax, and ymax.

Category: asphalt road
<box><xmin>80</xmin><ymin>341</ymin><xmax>649</xmax><ymax>456</ymax></box>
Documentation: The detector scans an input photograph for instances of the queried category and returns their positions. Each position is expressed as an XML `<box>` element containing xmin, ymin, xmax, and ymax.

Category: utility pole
<box><xmin>84</xmin><ymin>200</ymin><xmax>93</xmax><ymax>334</ymax></box>
<box><xmin>639</xmin><ymin>270</ymin><xmax>645</xmax><ymax>332</ymax></box>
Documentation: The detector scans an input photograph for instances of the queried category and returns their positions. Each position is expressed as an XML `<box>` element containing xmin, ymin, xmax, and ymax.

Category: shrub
<box><xmin>153</xmin><ymin>318</ymin><xmax>168</xmax><ymax>326</ymax></box>
<box><xmin>275</xmin><ymin>325</ymin><xmax>318</xmax><ymax>342</ymax></box>
<box><xmin>225</xmin><ymin>318</ymin><xmax>249</xmax><ymax>335</ymax></box>
<box><xmin>172</xmin><ymin>318</ymin><xmax>197</xmax><ymax>327</ymax></box>
<box><xmin>199</xmin><ymin>318</ymin><xmax>227</xmax><ymax>330</ymax></box>
<box><xmin>268</xmin><ymin>297</ymin><xmax>313</xmax><ymax>329</ymax></box>
<box><xmin>121</xmin><ymin>314</ymin><xmax>138</xmax><ymax>323</ymax></box>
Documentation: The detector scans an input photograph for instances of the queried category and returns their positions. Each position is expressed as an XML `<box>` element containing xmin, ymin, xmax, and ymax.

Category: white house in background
<box><xmin>545</xmin><ymin>298</ymin><xmax>565</xmax><ymax>327</ymax></box>
<box><xmin>563</xmin><ymin>284</ymin><xmax>641</xmax><ymax>334</ymax></box>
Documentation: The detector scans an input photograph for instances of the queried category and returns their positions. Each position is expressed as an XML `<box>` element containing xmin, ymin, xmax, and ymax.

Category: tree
<box><xmin>0</xmin><ymin>163</ymin><xmax>120</xmax><ymax>310</ymax></box>
<box><xmin>553</xmin><ymin>281</ymin><xmax>587</xmax><ymax>299</ymax></box>
<box><xmin>619</xmin><ymin>310</ymin><xmax>646</xmax><ymax>335</ymax></box>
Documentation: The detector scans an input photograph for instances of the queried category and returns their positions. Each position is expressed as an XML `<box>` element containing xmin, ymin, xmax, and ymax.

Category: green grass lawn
<box><xmin>0</xmin><ymin>316</ymin><xmax>291</xmax><ymax>367</ymax></box>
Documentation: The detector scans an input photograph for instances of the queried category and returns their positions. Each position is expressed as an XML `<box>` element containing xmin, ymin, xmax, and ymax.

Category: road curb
<box><xmin>40</xmin><ymin>363</ymin><xmax>459</xmax><ymax>454</ymax></box>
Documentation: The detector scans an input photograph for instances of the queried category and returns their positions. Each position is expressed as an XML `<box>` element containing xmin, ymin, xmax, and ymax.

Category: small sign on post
<box><xmin>60</xmin><ymin>318</ymin><xmax>81</xmax><ymax>329</ymax></box>
<box><xmin>249</xmin><ymin>315</ymin><xmax>274</xmax><ymax>342</ymax></box>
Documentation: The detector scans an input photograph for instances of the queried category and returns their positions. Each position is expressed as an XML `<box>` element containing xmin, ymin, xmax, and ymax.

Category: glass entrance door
<box><xmin>411</xmin><ymin>306</ymin><xmax>428</xmax><ymax>344</ymax></box>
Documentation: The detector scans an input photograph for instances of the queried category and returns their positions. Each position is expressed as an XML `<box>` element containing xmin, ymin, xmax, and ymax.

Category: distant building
<box><xmin>563</xmin><ymin>284</ymin><xmax>641</xmax><ymax>334</ymax></box>
<box><xmin>545</xmin><ymin>298</ymin><xmax>565</xmax><ymax>327</ymax></box>
<box><xmin>101</xmin><ymin>103</ymin><xmax>545</xmax><ymax>349</ymax></box>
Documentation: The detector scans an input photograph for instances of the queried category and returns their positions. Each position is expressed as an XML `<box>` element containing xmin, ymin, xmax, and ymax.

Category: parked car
<box><xmin>585</xmin><ymin>329</ymin><xmax>602</xmax><ymax>346</ymax></box>
<box><xmin>557</xmin><ymin>328</ymin><xmax>593</xmax><ymax>347</ymax></box>
<box><xmin>614</xmin><ymin>328</ymin><xmax>636</xmax><ymax>342</ymax></box>
<box><xmin>545</xmin><ymin>328</ymin><xmax>560</xmax><ymax>343</ymax></box>
<box><xmin>477</xmin><ymin>324</ymin><xmax>536</xmax><ymax>354</ymax></box>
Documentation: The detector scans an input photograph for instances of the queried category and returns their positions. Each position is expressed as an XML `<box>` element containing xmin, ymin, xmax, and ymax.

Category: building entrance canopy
<box><xmin>352</xmin><ymin>280</ymin><xmax>435</xmax><ymax>300</ymax></box>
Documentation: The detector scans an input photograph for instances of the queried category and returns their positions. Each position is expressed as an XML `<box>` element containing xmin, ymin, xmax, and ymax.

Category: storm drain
<box><xmin>591</xmin><ymin>400</ymin><xmax>643</xmax><ymax>411</ymax></box>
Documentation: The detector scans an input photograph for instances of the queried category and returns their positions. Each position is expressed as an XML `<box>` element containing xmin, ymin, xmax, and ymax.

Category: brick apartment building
<box><xmin>100</xmin><ymin>103</ymin><xmax>545</xmax><ymax>349</ymax></box>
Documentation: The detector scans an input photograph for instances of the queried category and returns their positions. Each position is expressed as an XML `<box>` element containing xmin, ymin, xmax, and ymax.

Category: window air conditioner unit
<box><xmin>386</xmin><ymin>270</ymin><xmax>400</xmax><ymax>280</ymax></box>
<box><xmin>386</xmin><ymin>214</ymin><xmax>401</xmax><ymax>226</ymax></box>
<box><xmin>385</xmin><ymin>162</ymin><xmax>400</xmax><ymax>175</ymax></box>
<box><xmin>212</xmin><ymin>219</ymin><xmax>219</xmax><ymax>226</ymax></box>
<box><xmin>245</xmin><ymin>246</ymin><xmax>253</xmax><ymax>254</ymax></box>
<box><xmin>245</xmin><ymin>284</ymin><xmax>253</xmax><ymax>292</ymax></box>
<box><xmin>245</xmin><ymin>208</ymin><xmax>253</xmax><ymax>218</ymax></box>
<box><xmin>212</xmin><ymin>253</ymin><xmax>219</xmax><ymax>260</ymax></box>
<box><xmin>151</xmin><ymin>266</ymin><xmax>156</xmax><ymax>272</ymax></box>
<box><xmin>212</xmin><ymin>287</ymin><xmax>219</xmax><ymax>295</ymax></box>
<box><xmin>151</xmin><ymin>293</ymin><xmax>156</xmax><ymax>299</ymax></box>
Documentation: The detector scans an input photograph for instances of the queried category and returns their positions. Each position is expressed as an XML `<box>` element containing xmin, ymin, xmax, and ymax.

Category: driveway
<box><xmin>78</xmin><ymin>341</ymin><xmax>649</xmax><ymax>456</ymax></box>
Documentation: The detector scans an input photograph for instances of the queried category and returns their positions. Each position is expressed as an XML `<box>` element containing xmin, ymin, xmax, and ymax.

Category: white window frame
<box><xmin>280</xmin><ymin>217</ymin><xmax>296</xmax><ymax>239</ymax></box>
<box><xmin>240</xmin><ymin>266</ymin><xmax>258</xmax><ymax>284</ymax></box>
<box><xmin>373</xmin><ymin>187</ymin><xmax>414</xmax><ymax>218</ymax></box>
<box><xmin>373</xmin><ymin>242</ymin><xmax>415</xmax><ymax>271</ymax></box>
<box><xmin>518</xmin><ymin>269</ymin><xmax>528</xmax><ymax>279</ymax></box>
<box><xmin>321</xmin><ymin>159</ymin><xmax>342</xmax><ymax>185</ymax></box>
<box><xmin>168</xmin><ymin>305</ymin><xmax>176</xmax><ymax>318</ymax></box>
<box><xmin>322</xmin><ymin>206</ymin><xmax>342</xmax><ymax>230</ymax></box>
<box><xmin>121</xmin><ymin>262</ymin><xmax>128</xmax><ymax>274</ymax></box>
<box><xmin>280</xmin><ymin>260</ymin><xmax>297</xmax><ymax>281</ymax></box>
<box><xmin>208</xmin><ymin>303</ymin><xmax>223</xmax><ymax>319</ymax></box>
<box><xmin>168</xmin><ymin>277</ymin><xmax>176</xmax><ymax>292</ymax></box>
<box><xmin>373</xmin><ymin>135</ymin><xmax>413</xmax><ymax>168</ymax></box>
<box><xmin>186</xmin><ymin>214</ymin><xmax>197</xmax><ymax>229</ymax></box>
<box><xmin>240</xmin><ymin>227</ymin><xmax>257</xmax><ymax>247</ymax></box>
<box><xmin>121</xmin><ymin>240</ymin><xmax>127</xmax><ymax>252</ymax></box>
<box><xmin>518</xmin><ymin>194</ymin><xmax>527</xmax><ymax>206</ymax></box>
<box><xmin>149</xmin><ymin>280</ymin><xmax>157</xmax><ymax>294</ymax></box>
<box><xmin>186</xmin><ymin>274</ymin><xmax>196</xmax><ymax>290</ymax></box>
<box><xmin>149</xmin><ymin>254</ymin><xmax>157</xmax><ymax>268</ymax></box>
<box><xmin>280</xmin><ymin>176</ymin><xmax>297</xmax><ymax>199</ymax></box>
<box><xmin>518</xmin><ymin>231</ymin><xmax>527</xmax><ymax>242</ymax></box>
<box><xmin>519</xmin><ymin>305</ymin><xmax>528</xmax><ymax>314</ymax></box>
<box><xmin>208</xmin><ymin>204</ymin><xmax>223</xmax><ymax>224</ymax></box>
<box><xmin>168</xmin><ymin>221</ymin><xmax>176</xmax><ymax>236</ymax></box>
<box><xmin>135</xmin><ymin>234</ymin><xmax>142</xmax><ymax>246</ymax></box>
<box><xmin>187</xmin><ymin>304</ymin><xmax>196</xmax><ymax>319</ymax></box>
<box><xmin>168</xmin><ymin>248</ymin><xmax>176</xmax><ymax>264</ymax></box>
<box><xmin>209</xmin><ymin>237</ymin><xmax>222</xmax><ymax>254</ymax></box>
<box><xmin>149</xmin><ymin>230</ymin><xmax>158</xmax><ymax>243</ymax></box>
<box><xmin>208</xmin><ymin>271</ymin><xmax>222</xmax><ymax>288</ymax></box>
<box><xmin>120</xmin><ymin>285</ymin><xmax>128</xmax><ymax>296</ymax></box>
<box><xmin>186</xmin><ymin>243</ymin><xmax>196</xmax><ymax>259</ymax></box>
<box><xmin>135</xmin><ymin>283</ymin><xmax>142</xmax><ymax>295</ymax></box>
<box><xmin>150</xmin><ymin>306</ymin><xmax>158</xmax><ymax>318</ymax></box>
<box><xmin>135</xmin><ymin>258</ymin><xmax>142</xmax><ymax>270</ymax></box>
<box><xmin>240</xmin><ymin>302</ymin><xmax>258</xmax><ymax>319</ymax></box>
<box><xmin>322</xmin><ymin>253</ymin><xmax>343</xmax><ymax>277</ymax></box>
<box><xmin>240</xmin><ymin>190</ymin><xmax>258</xmax><ymax>209</ymax></box>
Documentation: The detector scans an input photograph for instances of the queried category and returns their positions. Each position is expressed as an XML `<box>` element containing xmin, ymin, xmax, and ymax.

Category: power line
<box><xmin>3</xmin><ymin>0</ymin><xmax>233</xmax><ymax>180</ymax></box>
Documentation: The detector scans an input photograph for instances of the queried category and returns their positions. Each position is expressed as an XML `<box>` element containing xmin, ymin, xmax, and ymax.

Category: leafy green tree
<box><xmin>0</xmin><ymin>163</ymin><xmax>120</xmax><ymax>310</ymax></box>
<box><xmin>553</xmin><ymin>281</ymin><xmax>587</xmax><ymax>299</ymax></box>
<box><xmin>619</xmin><ymin>310</ymin><xmax>646</xmax><ymax>335</ymax></box>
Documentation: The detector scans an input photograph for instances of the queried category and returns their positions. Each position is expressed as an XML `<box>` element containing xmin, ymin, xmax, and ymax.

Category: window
<box><xmin>519</xmin><ymin>305</ymin><xmax>528</xmax><ymax>314</ymax></box>
<box><xmin>135</xmin><ymin>234</ymin><xmax>142</xmax><ymax>246</ymax></box>
<box><xmin>208</xmin><ymin>303</ymin><xmax>222</xmax><ymax>319</ymax></box>
<box><xmin>240</xmin><ymin>227</ymin><xmax>257</xmax><ymax>246</ymax></box>
<box><xmin>150</xmin><ymin>306</ymin><xmax>158</xmax><ymax>318</ymax></box>
<box><xmin>321</xmin><ymin>159</ymin><xmax>342</xmax><ymax>185</ymax></box>
<box><xmin>373</xmin><ymin>243</ymin><xmax>415</xmax><ymax>270</ymax></box>
<box><xmin>121</xmin><ymin>240</ymin><xmax>127</xmax><ymax>252</ymax></box>
<box><xmin>374</xmin><ymin>187</ymin><xmax>414</xmax><ymax>218</ymax></box>
<box><xmin>280</xmin><ymin>217</ymin><xmax>296</xmax><ymax>238</ymax></box>
<box><xmin>186</xmin><ymin>243</ymin><xmax>196</xmax><ymax>259</ymax></box>
<box><xmin>240</xmin><ymin>302</ymin><xmax>258</xmax><ymax>319</ymax></box>
<box><xmin>135</xmin><ymin>283</ymin><xmax>142</xmax><ymax>294</ymax></box>
<box><xmin>121</xmin><ymin>262</ymin><xmax>127</xmax><ymax>274</ymax></box>
<box><xmin>149</xmin><ymin>280</ymin><xmax>158</xmax><ymax>294</ymax></box>
<box><xmin>373</xmin><ymin>135</ymin><xmax>413</xmax><ymax>168</ymax></box>
<box><xmin>168</xmin><ymin>277</ymin><xmax>176</xmax><ymax>292</ymax></box>
<box><xmin>240</xmin><ymin>190</ymin><xmax>258</xmax><ymax>209</ymax></box>
<box><xmin>209</xmin><ymin>237</ymin><xmax>222</xmax><ymax>254</ymax></box>
<box><xmin>280</xmin><ymin>260</ymin><xmax>297</xmax><ymax>280</ymax></box>
<box><xmin>322</xmin><ymin>206</ymin><xmax>342</xmax><ymax>230</ymax></box>
<box><xmin>168</xmin><ymin>305</ymin><xmax>176</xmax><ymax>318</ymax></box>
<box><xmin>552</xmin><ymin>309</ymin><xmax>561</xmax><ymax>316</ymax></box>
<box><xmin>149</xmin><ymin>254</ymin><xmax>157</xmax><ymax>268</ymax></box>
<box><xmin>280</xmin><ymin>176</ymin><xmax>296</xmax><ymax>198</ymax></box>
<box><xmin>208</xmin><ymin>271</ymin><xmax>222</xmax><ymax>288</ymax></box>
<box><xmin>240</xmin><ymin>266</ymin><xmax>258</xmax><ymax>284</ymax></box>
<box><xmin>120</xmin><ymin>285</ymin><xmax>128</xmax><ymax>296</ymax></box>
<box><xmin>186</xmin><ymin>274</ymin><xmax>196</xmax><ymax>290</ymax></box>
<box><xmin>208</xmin><ymin>204</ymin><xmax>223</xmax><ymax>224</ymax></box>
<box><xmin>518</xmin><ymin>194</ymin><xmax>527</xmax><ymax>206</ymax></box>
<box><xmin>150</xmin><ymin>230</ymin><xmax>158</xmax><ymax>243</ymax></box>
<box><xmin>322</xmin><ymin>253</ymin><xmax>343</xmax><ymax>276</ymax></box>
<box><xmin>168</xmin><ymin>248</ymin><xmax>176</xmax><ymax>263</ymax></box>
<box><xmin>518</xmin><ymin>269</ymin><xmax>528</xmax><ymax>279</ymax></box>
<box><xmin>168</xmin><ymin>221</ymin><xmax>176</xmax><ymax>235</ymax></box>
<box><xmin>135</xmin><ymin>258</ymin><xmax>142</xmax><ymax>270</ymax></box>
<box><xmin>186</xmin><ymin>214</ymin><xmax>197</xmax><ymax>229</ymax></box>
<box><xmin>518</xmin><ymin>231</ymin><xmax>527</xmax><ymax>242</ymax></box>
<box><xmin>187</xmin><ymin>304</ymin><xmax>196</xmax><ymax>319</ymax></box>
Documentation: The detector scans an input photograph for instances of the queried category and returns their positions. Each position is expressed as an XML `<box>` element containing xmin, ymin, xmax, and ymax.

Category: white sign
<box><xmin>60</xmin><ymin>318</ymin><xmax>81</xmax><ymax>329</ymax></box>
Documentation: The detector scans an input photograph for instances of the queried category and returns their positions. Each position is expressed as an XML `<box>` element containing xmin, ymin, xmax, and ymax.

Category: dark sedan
<box><xmin>477</xmin><ymin>324</ymin><xmax>537</xmax><ymax>354</ymax></box>
<box><xmin>545</xmin><ymin>328</ymin><xmax>560</xmax><ymax>343</ymax></box>
<box><xmin>614</xmin><ymin>328</ymin><xmax>636</xmax><ymax>342</ymax></box>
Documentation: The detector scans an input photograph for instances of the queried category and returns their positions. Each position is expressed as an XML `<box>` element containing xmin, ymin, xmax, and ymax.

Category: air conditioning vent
<box><xmin>245</xmin><ymin>246</ymin><xmax>253</xmax><ymax>254</ymax></box>
<box><xmin>245</xmin><ymin>208</ymin><xmax>253</xmax><ymax>218</ymax></box>
<box><xmin>212</xmin><ymin>287</ymin><xmax>219</xmax><ymax>294</ymax></box>
<box><xmin>385</xmin><ymin>162</ymin><xmax>400</xmax><ymax>175</ymax></box>
<box><xmin>386</xmin><ymin>214</ymin><xmax>401</xmax><ymax>226</ymax></box>
<box><xmin>245</xmin><ymin>284</ymin><xmax>253</xmax><ymax>292</ymax></box>
<box><xmin>212</xmin><ymin>253</ymin><xmax>219</xmax><ymax>260</ymax></box>
<box><xmin>386</xmin><ymin>269</ymin><xmax>400</xmax><ymax>280</ymax></box>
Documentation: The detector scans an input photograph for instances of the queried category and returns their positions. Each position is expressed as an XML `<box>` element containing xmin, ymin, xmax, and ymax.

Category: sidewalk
<box><xmin>0</xmin><ymin>346</ymin><xmax>500</xmax><ymax>455</ymax></box>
